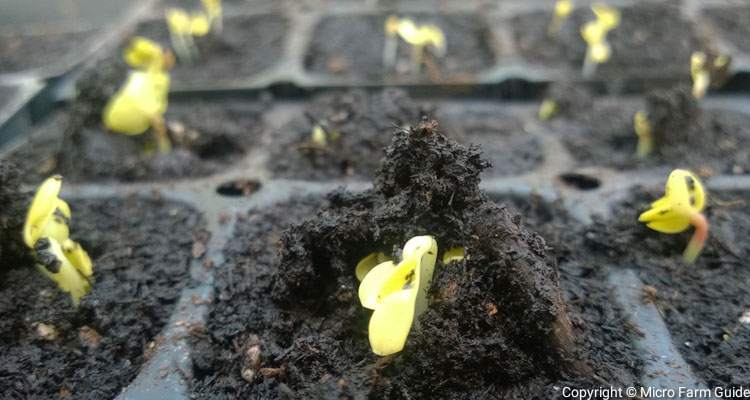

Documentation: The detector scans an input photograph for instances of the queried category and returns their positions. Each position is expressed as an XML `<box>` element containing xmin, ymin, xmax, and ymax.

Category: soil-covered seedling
<box><xmin>133</xmin><ymin>13</ymin><xmax>287</xmax><ymax>84</ymax></box>
<box><xmin>6</xmin><ymin>62</ymin><xmax>265</xmax><ymax>183</ymax></box>
<box><xmin>268</xmin><ymin>89</ymin><xmax>430</xmax><ymax>180</ymax></box>
<box><xmin>191</xmin><ymin>119</ymin><xmax>642</xmax><ymax>399</ymax></box>
<box><xmin>542</xmin><ymin>84</ymin><xmax>750</xmax><ymax>174</ymax></box>
<box><xmin>581</xmin><ymin>187</ymin><xmax>750</xmax><ymax>388</ymax></box>
<box><xmin>513</xmin><ymin>2</ymin><xmax>706</xmax><ymax>79</ymax></box>
<box><xmin>304</xmin><ymin>14</ymin><xmax>495</xmax><ymax>81</ymax></box>
<box><xmin>0</xmin><ymin>168</ymin><xmax>206</xmax><ymax>398</ymax></box>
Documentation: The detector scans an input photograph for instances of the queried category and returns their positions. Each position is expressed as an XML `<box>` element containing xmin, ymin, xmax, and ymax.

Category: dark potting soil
<box><xmin>267</xmin><ymin>89</ymin><xmax>430</xmax><ymax>181</ymax></box>
<box><xmin>512</xmin><ymin>2</ymin><xmax>706</xmax><ymax>79</ymax></box>
<box><xmin>304</xmin><ymin>14</ymin><xmax>496</xmax><ymax>82</ymax></box>
<box><xmin>703</xmin><ymin>6</ymin><xmax>750</xmax><ymax>54</ymax></box>
<box><xmin>582</xmin><ymin>187</ymin><xmax>750</xmax><ymax>388</ymax></box>
<box><xmin>6</xmin><ymin>71</ymin><xmax>266</xmax><ymax>183</ymax></box>
<box><xmin>132</xmin><ymin>14</ymin><xmax>288</xmax><ymax>85</ymax></box>
<box><xmin>190</xmin><ymin>121</ymin><xmax>641</xmax><ymax>399</ymax></box>
<box><xmin>442</xmin><ymin>109</ymin><xmax>544</xmax><ymax>177</ymax></box>
<box><xmin>0</xmin><ymin>189</ymin><xmax>206</xmax><ymax>399</ymax></box>
<box><xmin>544</xmin><ymin>85</ymin><xmax>750</xmax><ymax>175</ymax></box>
<box><xmin>0</xmin><ymin>29</ymin><xmax>99</xmax><ymax>75</ymax></box>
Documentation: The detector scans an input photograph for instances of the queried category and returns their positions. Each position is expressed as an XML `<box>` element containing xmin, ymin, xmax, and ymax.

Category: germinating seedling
<box><xmin>166</xmin><ymin>8</ymin><xmax>210</xmax><ymax>62</ymax></box>
<box><xmin>691</xmin><ymin>51</ymin><xmax>732</xmax><ymax>99</ymax></box>
<box><xmin>548</xmin><ymin>0</ymin><xmax>574</xmax><ymax>37</ymax></box>
<box><xmin>383</xmin><ymin>16</ymin><xmax>446</xmax><ymax>73</ymax></box>
<box><xmin>580</xmin><ymin>3</ymin><xmax>620</xmax><ymax>78</ymax></box>
<box><xmin>103</xmin><ymin>37</ymin><xmax>174</xmax><ymax>154</ymax></box>
<box><xmin>639</xmin><ymin>169</ymin><xmax>709</xmax><ymax>263</ymax></box>
<box><xmin>201</xmin><ymin>0</ymin><xmax>223</xmax><ymax>34</ymax></box>
<box><xmin>23</xmin><ymin>176</ymin><xmax>93</xmax><ymax>306</ymax></box>
<box><xmin>538</xmin><ymin>98</ymin><xmax>560</xmax><ymax>121</ymax></box>
<box><xmin>633</xmin><ymin>110</ymin><xmax>653</xmax><ymax>158</ymax></box>
<box><xmin>357</xmin><ymin>237</ymin><xmax>465</xmax><ymax>355</ymax></box>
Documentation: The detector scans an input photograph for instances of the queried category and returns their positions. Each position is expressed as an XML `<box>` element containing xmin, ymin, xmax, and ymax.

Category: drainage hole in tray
<box><xmin>216</xmin><ymin>179</ymin><xmax>263</xmax><ymax>197</ymax></box>
<box><xmin>558</xmin><ymin>173</ymin><xmax>601</xmax><ymax>191</ymax></box>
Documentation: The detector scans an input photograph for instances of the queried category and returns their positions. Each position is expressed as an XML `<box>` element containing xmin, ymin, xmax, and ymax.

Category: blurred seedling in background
<box><xmin>303</xmin><ymin>113</ymin><xmax>341</xmax><ymax>149</ymax></box>
<box><xmin>201</xmin><ymin>0</ymin><xmax>223</xmax><ymax>34</ymax></box>
<box><xmin>639</xmin><ymin>169</ymin><xmax>709</xmax><ymax>264</ymax></box>
<box><xmin>23</xmin><ymin>176</ymin><xmax>93</xmax><ymax>306</ymax></box>
<box><xmin>103</xmin><ymin>37</ymin><xmax>174</xmax><ymax>154</ymax></box>
<box><xmin>356</xmin><ymin>238</ymin><xmax>464</xmax><ymax>355</ymax></box>
<box><xmin>166</xmin><ymin>8</ymin><xmax>210</xmax><ymax>62</ymax></box>
<box><xmin>548</xmin><ymin>0</ymin><xmax>574</xmax><ymax>37</ymax></box>
<box><xmin>691</xmin><ymin>51</ymin><xmax>732</xmax><ymax>99</ymax></box>
<box><xmin>633</xmin><ymin>110</ymin><xmax>653</xmax><ymax>158</ymax></box>
<box><xmin>580</xmin><ymin>3</ymin><xmax>620</xmax><ymax>78</ymax></box>
<box><xmin>538</xmin><ymin>98</ymin><xmax>560</xmax><ymax>121</ymax></box>
<box><xmin>383</xmin><ymin>15</ymin><xmax>446</xmax><ymax>74</ymax></box>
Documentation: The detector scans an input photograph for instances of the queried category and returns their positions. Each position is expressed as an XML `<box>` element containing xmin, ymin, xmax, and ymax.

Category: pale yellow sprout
<box><xmin>633</xmin><ymin>110</ymin><xmax>653</xmax><ymax>158</ymax></box>
<box><xmin>580</xmin><ymin>4</ymin><xmax>620</xmax><ymax>77</ymax></box>
<box><xmin>538</xmin><ymin>99</ymin><xmax>560</xmax><ymax>121</ymax></box>
<box><xmin>548</xmin><ymin>0</ymin><xmax>574</xmax><ymax>37</ymax></box>
<box><xmin>383</xmin><ymin>16</ymin><xmax>446</xmax><ymax>72</ymax></box>
<box><xmin>166</xmin><ymin>8</ymin><xmax>211</xmax><ymax>62</ymax></box>
<box><xmin>23</xmin><ymin>176</ymin><xmax>93</xmax><ymax>306</ymax></box>
<box><xmin>358</xmin><ymin>236</ymin><xmax>438</xmax><ymax>355</ymax></box>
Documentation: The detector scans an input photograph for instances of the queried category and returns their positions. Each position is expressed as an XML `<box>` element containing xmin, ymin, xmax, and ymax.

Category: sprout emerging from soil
<box><xmin>548</xmin><ymin>0</ymin><xmax>574</xmax><ymax>37</ymax></box>
<box><xmin>383</xmin><ymin>16</ymin><xmax>446</xmax><ymax>73</ymax></box>
<box><xmin>23</xmin><ymin>176</ymin><xmax>93</xmax><ymax>305</ymax></box>
<box><xmin>103</xmin><ymin>37</ymin><xmax>173</xmax><ymax>154</ymax></box>
<box><xmin>580</xmin><ymin>4</ymin><xmax>620</xmax><ymax>78</ymax></box>
<box><xmin>358</xmin><ymin>236</ymin><xmax>438</xmax><ymax>355</ymax></box>
<box><xmin>639</xmin><ymin>169</ymin><xmax>709</xmax><ymax>263</ymax></box>
<box><xmin>691</xmin><ymin>51</ymin><xmax>732</xmax><ymax>99</ymax></box>
<box><xmin>633</xmin><ymin>110</ymin><xmax>654</xmax><ymax>157</ymax></box>
<box><xmin>309</xmin><ymin>123</ymin><xmax>341</xmax><ymax>148</ymax></box>
<box><xmin>538</xmin><ymin>99</ymin><xmax>560</xmax><ymax>121</ymax></box>
<box><xmin>165</xmin><ymin>8</ymin><xmax>210</xmax><ymax>62</ymax></box>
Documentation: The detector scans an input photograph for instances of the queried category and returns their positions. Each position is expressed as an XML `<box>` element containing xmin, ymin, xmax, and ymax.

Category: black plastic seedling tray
<box><xmin>83</xmin><ymin>0</ymin><xmax>750</xmax><ymax>95</ymax></box>
<box><xmin>0</xmin><ymin>80</ymin><xmax>43</xmax><ymax>149</ymax></box>
<box><xmin>2</xmin><ymin>88</ymin><xmax>748</xmax><ymax>398</ymax></box>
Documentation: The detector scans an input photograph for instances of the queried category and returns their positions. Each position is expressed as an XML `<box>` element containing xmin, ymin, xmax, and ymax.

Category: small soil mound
<box><xmin>191</xmin><ymin>119</ymin><xmax>642</xmax><ymax>398</ymax></box>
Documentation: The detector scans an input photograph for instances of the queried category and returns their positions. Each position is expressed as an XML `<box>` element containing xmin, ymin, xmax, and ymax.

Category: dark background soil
<box><xmin>542</xmin><ymin>86</ymin><xmax>750</xmax><ymax>175</ymax></box>
<box><xmin>132</xmin><ymin>14</ymin><xmax>288</xmax><ymax>85</ymax></box>
<box><xmin>0</xmin><ymin>195</ymin><xmax>206</xmax><ymax>399</ymax></box>
<box><xmin>0</xmin><ymin>29</ymin><xmax>99</xmax><ymax>75</ymax></box>
<box><xmin>6</xmin><ymin>97</ymin><xmax>266</xmax><ymax>183</ymax></box>
<box><xmin>267</xmin><ymin>89</ymin><xmax>429</xmax><ymax>180</ymax></box>
<box><xmin>581</xmin><ymin>188</ymin><xmax>750</xmax><ymax>388</ymax></box>
<box><xmin>512</xmin><ymin>2</ymin><xmax>706</xmax><ymax>80</ymax></box>
<box><xmin>703</xmin><ymin>6</ymin><xmax>750</xmax><ymax>54</ymax></box>
<box><xmin>304</xmin><ymin>13</ymin><xmax>496</xmax><ymax>81</ymax></box>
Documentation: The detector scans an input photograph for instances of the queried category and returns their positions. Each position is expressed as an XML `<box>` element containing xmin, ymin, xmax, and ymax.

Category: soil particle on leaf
<box><xmin>581</xmin><ymin>188</ymin><xmax>750</xmax><ymax>388</ymax></box>
<box><xmin>132</xmin><ymin>14</ymin><xmax>288</xmax><ymax>84</ymax></box>
<box><xmin>513</xmin><ymin>2</ymin><xmax>707</xmax><ymax>79</ymax></box>
<box><xmin>0</xmin><ymin>196</ymin><xmax>205</xmax><ymax>399</ymax></box>
<box><xmin>191</xmin><ymin>120</ymin><xmax>641</xmax><ymax>399</ymax></box>
<box><xmin>545</xmin><ymin>85</ymin><xmax>750</xmax><ymax>174</ymax></box>
<box><xmin>6</xmin><ymin>66</ymin><xmax>266</xmax><ymax>183</ymax></box>
<box><xmin>304</xmin><ymin>14</ymin><xmax>496</xmax><ymax>81</ymax></box>
<box><xmin>268</xmin><ymin>89</ymin><xmax>431</xmax><ymax>180</ymax></box>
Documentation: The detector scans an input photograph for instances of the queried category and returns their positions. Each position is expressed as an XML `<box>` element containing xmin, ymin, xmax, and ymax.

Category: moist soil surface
<box><xmin>0</xmin><ymin>29</ymin><xmax>99</xmax><ymax>75</ymax></box>
<box><xmin>268</xmin><ymin>90</ymin><xmax>543</xmax><ymax>180</ymax></box>
<box><xmin>6</xmin><ymin>68</ymin><xmax>266</xmax><ymax>183</ymax></box>
<box><xmin>512</xmin><ymin>2</ymin><xmax>706</xmax><ymax>79</ymax></box>
<box><xmin>190</xmin><ymin>121</ymin><xmax>641</xmax><ymax>399</ymax></box>
<box><xmin>304</xmin><ymin>14</ymin><xmax>496</xmax><ymax>82</ymax></box>
<box><xmin>0</xmin><ymin>178</ymin><xmax>206</xmax><ymax>398</ymax></box>
<box><xmin>543</xmin><ymin>85</ymin><xmax>750</xmax><ymax>175</ymax></box>
<box><xmin>581</xmin><ymin>187</ymin><xmax>750</xmax><ymax>388</ymax></box>
<box><xmin>132</xmin><ymin>14</ymin><xmax>288</xmax><ymax>85</ymax></box>
<box><xmin>703</xmin><ymin>6</ymin><xmax>750</xmax><ymax>54</ymax></box>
